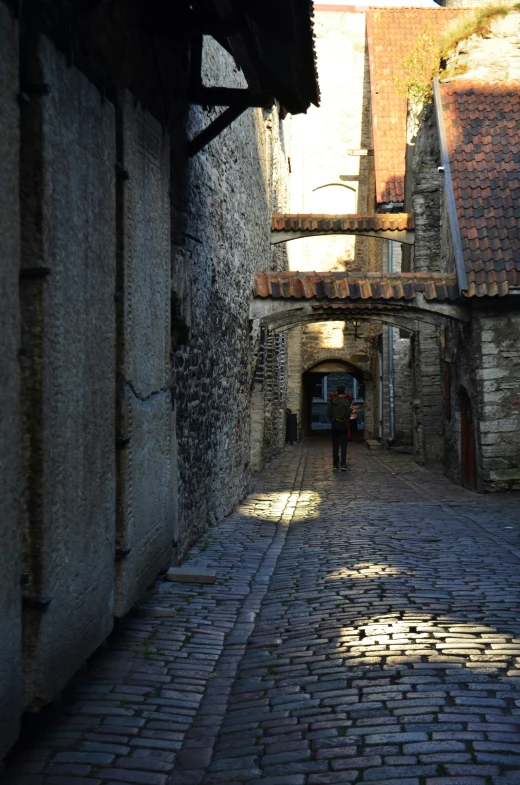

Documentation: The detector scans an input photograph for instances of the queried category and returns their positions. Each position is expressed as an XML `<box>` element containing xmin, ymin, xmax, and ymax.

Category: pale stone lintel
<box><xmin>250</xmin><ymin>294</ymin><xmax>470</xmax><ymax>326</ymax></box>
<box><xmin>271</xmin><ymin>229</ymin><xmax>415</xmax><ymax>245</ymax></box>
<box><xmin>166</xmin><ymin>567</ymin><xmax>216</xmax><ymax>584</ymax></box>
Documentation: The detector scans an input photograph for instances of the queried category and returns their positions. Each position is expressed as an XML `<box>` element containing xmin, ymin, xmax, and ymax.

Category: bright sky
<box><xmin>319</xmin><ymin>0</ymin><xmax>439</xmax><ymax>6</ymax></box>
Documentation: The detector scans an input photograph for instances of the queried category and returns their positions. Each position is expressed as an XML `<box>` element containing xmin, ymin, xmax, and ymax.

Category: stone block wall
<box><xmin>19</xmin><ymin>35</ymin><xmax>116</xmax><ymax>710</ymax></box>
<box><xmin>0</xmin><ymin>4</ymin><xmax>292</xmax><ymax>758</ymax></box>
<box><xmin>171</xmin><ymin>37</ymin><xmax>289</xmax><ymax>550</ymax></box>
<box><xmin>443</xmin><ymin>308</ymin><xmax>520</xmax><ymax>491</ymax></box>
<box><xmin>393</xmin><ymin>331</ymin><xmax>413</xmax><ymax>445</ymax></box>
<box><xmin>476</xmin><ymin>309</ymin><xmax>520</xmax><ymax>491</ymax></box>
<box><xmin>0</xmin><ymin>2</ymin><xmax>21</xmax><ymax>759</ymax></box>
<box><xmin>407</xmin><ymin>100</ymin><xmax>443</xmax><ymax>274</ymax></box>
<box><xmin>114</xmin><ymin>93</ymin><xmax>174</xmax><ymax>616</ymax></box>
<box><xmin>411</xmin><ymin>324</ymin><xmax>444</xmax><ymax>466</ymax></box>
<box><xmin>286</xmin><ymin>326</ymin><xmax>304</xmax><ymax>440</ymax></box>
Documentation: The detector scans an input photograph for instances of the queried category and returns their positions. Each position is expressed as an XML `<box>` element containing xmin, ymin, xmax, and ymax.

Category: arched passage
<box><xmin>302</xmin><ymin>358</ymin><xmax>367</xmax><ymax>439</ymax></box>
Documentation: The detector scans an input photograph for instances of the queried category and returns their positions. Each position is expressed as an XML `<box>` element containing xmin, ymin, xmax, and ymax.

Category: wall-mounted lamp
<box><xmin>352</xmin><ymin>320</ymin><xmax>361</xmax><ymax>339</ymax></box>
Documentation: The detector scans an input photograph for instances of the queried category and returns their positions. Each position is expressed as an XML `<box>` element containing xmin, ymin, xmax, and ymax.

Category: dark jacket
<box><xmin>327</xmin><ymin>395</ymin><xmax>352</xmax><ymax>422</ymax></box>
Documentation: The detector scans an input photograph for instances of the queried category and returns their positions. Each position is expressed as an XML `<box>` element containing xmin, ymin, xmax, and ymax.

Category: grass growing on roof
<box><xmin>395</xmin><ymin>3</ymin><xmax>517</xmax><ymax>102</ymax></box>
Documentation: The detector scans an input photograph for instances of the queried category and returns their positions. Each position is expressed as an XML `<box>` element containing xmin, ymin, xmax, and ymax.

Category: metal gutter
<box><xmin>433</xmin><ymin>77</ymin><xmax>468</xmax><ymax>295</ymax></box>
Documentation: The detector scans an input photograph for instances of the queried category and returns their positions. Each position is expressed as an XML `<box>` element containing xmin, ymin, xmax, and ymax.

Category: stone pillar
<box><xmin>114</xmin><ymin>92</ymin><xmax>174</xmax><ymax>617</ymax></box>
<box><xmin>286</xmin><ymin>326</ymin><xmax>303</xmax><ymax>439</ymax></box>
<box><xmin>412</xmin><ymin>324</ymin><xmax>443</xmax><ymax>466</ymax></box>
<box><xmin>0</xmin><ymin>1</ymin><xmax>21</xmax><ymax>758</ymax></box>
<box><xmin>475</xmin><ymin>312</ymin><xmax>520</xmax><ymax>491</ymax></box>
<box><xmin>20</xmin><ymin>35</ymin><xmax>116</xmax><ymax>710</ymax></box>
<box><xmin>393</xmin><ymin>332</ymin><xmax>413</xmax><ymax>445</ymax></box>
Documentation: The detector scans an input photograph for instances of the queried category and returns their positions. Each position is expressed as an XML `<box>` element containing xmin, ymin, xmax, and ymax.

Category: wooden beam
<box><xmin>189</xmin><ymin>86</ymin><xmax>269</xmax><ymax>107</ymax></box>
<box><xmin>187</xmin><ymin>104</ymin><xmax>248</xmax><ymax>157</ymax></box>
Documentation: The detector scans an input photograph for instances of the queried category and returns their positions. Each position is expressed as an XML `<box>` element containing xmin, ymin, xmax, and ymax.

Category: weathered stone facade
<box><xmin>409</xmin><ymin>10</ymin><xmax>520</xmax><ymax>486</ymax></box>
<box><xmin>172</xmin><ymin>38</ymin><xmax>289</xmax><ymax>526</ymax></box>
<box><xmin>0</xmin><ymin>0</ymin><xmax>21</xmax><ymax>756</ymax></box>
<box><xmin>19</xmin><ymin>35</ymin><xmax>117</xmax><ymax>711</ymax></box>
<box><xmin>115</xmin><ymin>93</ymin><xmax>175</xmax><ymax>617</ymax></box>
<box><xmin>0</xmin><ymin>0</ymin><xmax>292</xmax><ymax>760</ymax></box>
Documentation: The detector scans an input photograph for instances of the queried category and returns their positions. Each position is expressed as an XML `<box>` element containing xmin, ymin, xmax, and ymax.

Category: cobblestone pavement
<box><xmin>5</xmin><ymin>440</ymin><xmax>520</xmax><ymax>785</ymax></box>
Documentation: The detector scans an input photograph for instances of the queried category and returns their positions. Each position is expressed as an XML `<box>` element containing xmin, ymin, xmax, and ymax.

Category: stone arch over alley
<box><xmin>250</xmin><ymin>269</ymin><xmax>470</xmax><ymax>471</ymax></box>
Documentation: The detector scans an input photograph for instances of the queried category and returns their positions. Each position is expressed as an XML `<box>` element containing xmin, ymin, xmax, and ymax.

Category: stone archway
<box><xmin>301</xmin><ymin>357</ymin><xmax>370</xmax><ymax>440</ymax></box>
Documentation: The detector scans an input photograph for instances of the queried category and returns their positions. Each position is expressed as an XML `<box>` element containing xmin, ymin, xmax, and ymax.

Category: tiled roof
<box><xmin>271</xmin><ymin>213</ymin><xmax>413</xmax><ymax>232</ymax></box>
<box><xmin>366</xmin><ymin>8</ymin><xmax>465</xmax><ymax>204</ymax></box>
<box><xmin>439</xmin><ymin>80</ymin><xmax>520</xmax><ymax>297</ymax></box>
<box><xmin>254</xmin><ymin>271</ymin><xmax>459</xmax><ymax>301</ymax></box>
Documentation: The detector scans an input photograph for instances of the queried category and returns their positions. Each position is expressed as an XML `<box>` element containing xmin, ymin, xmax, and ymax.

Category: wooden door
<box><xmin>461</xmin><ymin>389</ymin><xmax>478</xmax><ymax>490</ymax></box>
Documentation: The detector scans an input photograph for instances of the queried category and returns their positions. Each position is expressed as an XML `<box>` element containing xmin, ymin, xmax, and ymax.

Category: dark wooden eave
<box><xmin>173</xmin><ymin>0</ymin><xmax>320</xmax><ymax>154</ymax></box>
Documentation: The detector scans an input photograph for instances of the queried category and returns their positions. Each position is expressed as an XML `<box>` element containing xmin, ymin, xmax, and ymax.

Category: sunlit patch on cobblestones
<box><xmin>6</xmin><ymin>442</ymin><xmax>520</xmax><ymax>785</ymax></box>
<box><xmin>327</xmin><ymin>563</ymin><xmax>402</xmax><ymax>581</ymax></box>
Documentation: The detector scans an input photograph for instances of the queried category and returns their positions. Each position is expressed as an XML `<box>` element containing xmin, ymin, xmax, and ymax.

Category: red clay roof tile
<box><xmin>271</xmin><ymin>213</ymin><xmax>414</xmax><ymax>232</ymax></box>
<box><xmin>439</xmin><ymin>80</ymin><xmax>520</xmax><ymax>295</ymax></box>
<box><xmin>366</xmin><ymin>8</ymin><xmax>467</xmax><ymax>204</ymax></box>
<box><xmin>253</xmin><ymin>271</ymin><xmax>459</xmax><ymax>301</ymax></box>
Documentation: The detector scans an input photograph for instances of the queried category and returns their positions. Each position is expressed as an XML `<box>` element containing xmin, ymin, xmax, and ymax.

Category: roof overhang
<box><xmin>251</xmin><ymin>271</ymin><xmax>470</xmax><ymax>328</ymax></box>
<box><xmin>178</xmin><ymin>0</ymin><xmax>320</xmax><ymax>114</ymax></box>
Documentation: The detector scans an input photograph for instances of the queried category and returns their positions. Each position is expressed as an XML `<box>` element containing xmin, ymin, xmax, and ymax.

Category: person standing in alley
<box><xmin>327</xmin><ymin>384</ymin><xmax>352</xmax><ymax>472</ymax></box>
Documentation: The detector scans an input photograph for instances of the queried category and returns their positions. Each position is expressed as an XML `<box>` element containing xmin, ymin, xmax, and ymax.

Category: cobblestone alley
<box><xmin>6</xmin><ymin>441</ymin><xmax>520</xmax><ymax>785</ymax></box>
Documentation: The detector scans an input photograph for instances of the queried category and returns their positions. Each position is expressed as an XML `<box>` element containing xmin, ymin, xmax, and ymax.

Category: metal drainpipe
<box><xmin>388</xmin><ymin>241</ymin><xmax>396</xmax><ymax>443</ymax></box>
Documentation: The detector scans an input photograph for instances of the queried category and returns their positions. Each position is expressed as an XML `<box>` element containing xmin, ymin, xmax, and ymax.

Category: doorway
<box><xmin>460</xmin><ymin>388</ymin><xmax>478</xmax><ymax>490</ymax></box>
<box><xmin>302</xmin><ymin>368</ymin><xmax>365</xmax><ymax>440</ymax></box>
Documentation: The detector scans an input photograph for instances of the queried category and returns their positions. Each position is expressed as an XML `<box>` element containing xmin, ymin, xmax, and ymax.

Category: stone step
<box><xmin>166</xmin><ymin>567</ymin><xmax>216</xmax><ymax>584</ymax></box>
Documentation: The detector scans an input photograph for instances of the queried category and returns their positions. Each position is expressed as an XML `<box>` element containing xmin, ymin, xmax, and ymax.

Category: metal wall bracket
<box><xmin>116</xmin><ymin>436</ymin><xmax>131</xmax><ymax>448</ymax></box>
<box><xmin>22</xmin><ymin>83</ymin><xmax>51</xmax><ymax>95</ymax></box>
<box><xmin>115</xmin><ymin>548</ymin><xmax>131</xmax><ymax>562</ymax></box>
<box><xmin>23</xmin><ymin>595</ymin><xmax>52</xmax><ymax>611</ymax></box>
<box><xmin>20</xmin><ymin>267</ymin><xmax>52</xmax><ymax>279</ymax></box>
<box><xmin>115</xmin><ymin>162</ymin><xmax>130</xmax><ymax>180</ymax></box>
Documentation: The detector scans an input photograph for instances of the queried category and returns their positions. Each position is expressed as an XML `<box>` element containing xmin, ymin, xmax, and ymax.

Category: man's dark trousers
<box><xmin>332</xmin><ymin>420</ymin><xmax>348</xmax><ymax>467</ymax></box>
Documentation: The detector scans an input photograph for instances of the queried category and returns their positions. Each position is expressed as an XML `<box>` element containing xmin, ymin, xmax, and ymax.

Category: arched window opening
<box><xmin>310</xmin><ymin>183</ymin><xmax>356</xmax><ymax>214</ymax></box>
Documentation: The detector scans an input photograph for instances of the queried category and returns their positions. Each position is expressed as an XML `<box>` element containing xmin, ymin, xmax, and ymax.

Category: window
<box><xmin>312</xmin><ymin>376</ymin><xmax>328</xmax><ymax>402</ymax></box>
<box><xmin>310</xmin><ymin>184</ymin><xmax>356</xmax><ymax>214</ymax></box>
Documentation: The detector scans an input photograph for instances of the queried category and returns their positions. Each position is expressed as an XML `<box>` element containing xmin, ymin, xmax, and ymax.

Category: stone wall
<box><xmin>474</xmin><ymin>308</ymin><xmax>520</xmax><ymax>491</ymax></box>
<box><xmin>436</xmin><ymin>10</ymin><xmax>520</xmax><ymax>489</ymax></box>
<box><xmin>0</xmin><ymin>2</ymin><xmax>21</xmax><ymax>759</ymax></box>
<box><xmin>171</xmin><ymin>37</ymin><xmax>289</xmax><ymax>551</ymax></box>
<box><xmin>0</xmin><ymin>4</ymin><xmax>292</xmax><ymax>760</ymax></box>
<box><xmin>286</xmin><ymin>326</ymin><xmax>304</xmax><ymax>440</ymax></box>
<box><xmin>114</xmin><ymin>93</ymin><xmax>174</xmax><ymax>617</ymax></box>
<box><xmin>411</xmin><ymin>324</ymin><xmax>444</xmax><ymax>466</ymax></box>
<box><xmin>19</xmin><ymin>35</ymin><xmax>116</xmax><ymax>710</ymax></box>
<box><xmin>407</xmin><ymin>99</ymin><xmax>443</xmax><ymax>274</ymax></box>
<box><xmin>443</xmin><ymin>307</ymin><xmax>520</xmax><ymax>491</ymax></box>
<box><xmin>393</xmin><ymin>331</ymin><xmax>413</xmax><ymax>445</ymax></box>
